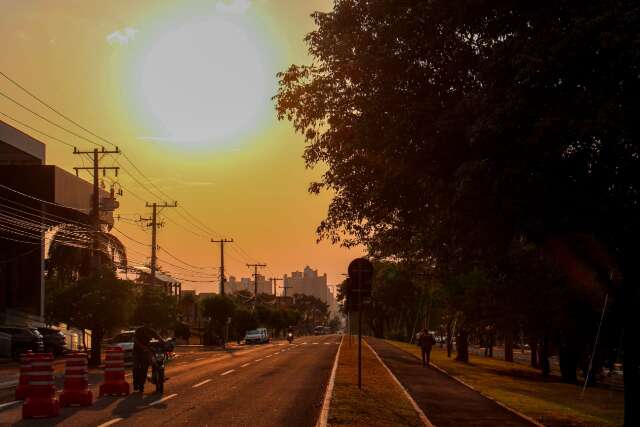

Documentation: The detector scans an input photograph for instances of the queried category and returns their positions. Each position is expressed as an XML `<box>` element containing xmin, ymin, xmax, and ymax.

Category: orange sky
<box><xmin>0</xmin><ymin>0</ymin><xmax>362</xmax><ymax>292</ymax></box>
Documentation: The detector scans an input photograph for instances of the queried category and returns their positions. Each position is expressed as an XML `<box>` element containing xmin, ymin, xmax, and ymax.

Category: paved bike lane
<box><xmin>366</xmin><ymin>337</ymin><xmax>537</xmax><ymax>427</ymax></box>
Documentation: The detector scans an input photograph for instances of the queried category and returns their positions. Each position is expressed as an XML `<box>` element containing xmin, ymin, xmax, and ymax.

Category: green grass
<box><xmin>388</xmin><ymin>340</ymin><xmax>624</xmax><ymax>427</ymax></box>
<box><xmin>328</xmin><ymin>338</ymin><xmax>423</xmax><ymax>427</ymax></box>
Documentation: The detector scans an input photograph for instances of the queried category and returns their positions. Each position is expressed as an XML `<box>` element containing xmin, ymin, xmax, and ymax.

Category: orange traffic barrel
<box><xmin>22</xmin><ymin>353</ymin><xmax>60</xmax><ymax>419</ymax></box>
<box><xmin>60</xmin><ymin>351</ymin><xmax>93</xmax><ymax>406</ymax></box>
<box><xmin>99</xmin><ymin>346</ymin><xmax>130</xmax><ymax>397</ymax></box>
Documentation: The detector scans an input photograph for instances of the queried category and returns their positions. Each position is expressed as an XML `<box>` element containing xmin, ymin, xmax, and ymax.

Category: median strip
<box><xmin>192</xmin><ymin>379</ymin><xmax>212</xmax><ymax>388</ymax></box>
<box><xmin>221</xmin><ymin>369</ymin><xmax>235</xmax><ymax>376</ymax></box>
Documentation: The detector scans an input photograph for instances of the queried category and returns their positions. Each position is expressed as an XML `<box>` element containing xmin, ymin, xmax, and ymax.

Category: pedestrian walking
<box><xmin>417</xmin><ymin>328</ymin><xmax>436</xmax><ymax>367</ymax></box>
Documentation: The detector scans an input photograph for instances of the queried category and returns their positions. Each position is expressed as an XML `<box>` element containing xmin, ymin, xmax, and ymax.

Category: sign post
<box><xmin>348</xmin><ymin>258</ymin><xmax>373</xmax><ymax>389</ymax></box>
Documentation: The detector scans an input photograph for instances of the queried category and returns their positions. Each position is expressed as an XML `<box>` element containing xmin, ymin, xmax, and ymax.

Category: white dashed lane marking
<box><xmin>97</xmin><ymin>418</ymin><xmax>123</xmax><ymax>427</ymax></box>
<box><xmin>149</xmin><ymin>394</ymin><xmax>178</xmax><ymax>406</ymax></box>
<box><xmin>192</xmin><ymin>379</ymin><xmax>212</xmax><ymax>388</ymax></box>
<box><xmin>241</xmin><ymin>363</ymin><xmax>251</xmax><ymax>368</ymax></box>
<box><xmin>221</xmin><ymin>369</ymin><xmax>235</xmax><ymax>376</ymax></box>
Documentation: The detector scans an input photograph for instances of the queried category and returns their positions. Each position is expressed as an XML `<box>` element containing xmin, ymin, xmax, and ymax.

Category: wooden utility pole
<box><xmin>142</xmin><ymin>202</ymin><xmax>177</xmax><ymax>286</ymax></box>
<box><xmin>270</xmin><ymin>277</ymin><xmax>283</xmax><ymax>296</ymax></box>
<box><xmin>279</xmin><ymin>282</ymin><xmax>293</xmax><ymax>298</ymax></box>
<box><xmin>211</xmin><ymin>238</ymin><xmax>233</xmax><ymax>295</ymax></box>
<box><xmin>73</xmin><ymin>147</ymin><xmax>120</xmax><ymax>268</ymax></box>
<box><xmin>246</xmin><ymin>263</ymin><xmax>266</xmax><ymax>306</ymax></box>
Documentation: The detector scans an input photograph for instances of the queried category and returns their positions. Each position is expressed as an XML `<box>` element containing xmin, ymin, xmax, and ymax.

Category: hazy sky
<box><xmin>0</xmin><ymin>0</ymin><xmax>361</xmax><ymax>292</ymax></box>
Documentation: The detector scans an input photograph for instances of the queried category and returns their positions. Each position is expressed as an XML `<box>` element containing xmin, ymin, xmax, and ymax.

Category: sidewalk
<box><xmin>366</xmin><ymin>337</ymin><xmax>535</xmax><ymax>427</ymax></box>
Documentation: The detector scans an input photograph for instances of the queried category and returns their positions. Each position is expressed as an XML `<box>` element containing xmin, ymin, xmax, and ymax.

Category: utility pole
<box><xmin>279</xmin><ymin>282</ymin><xmax>293</xmax><ymax>298</ymax></box>
<box><xmin>270</xmin><ymin>277</ymin><xmax>283</xmax><ymax>296</ymax></box>
<box><xmin>73</xmin><ymin>147</ymin><xmax>120</xmax><ymax>268</ymax></box>
<box><xmin>211</xmin><ymin>238</ymin><xmax>233</xmax><ymax>295</ymax></box>
<box><xmin>142</xmin><ymin>202</ymin><xmax>178</xmax><ymax>286</ymax></box>
<box><xmin>247</xmin><ymin>263</ymin><xmax>266</xmax><ymax>306</ymax></box>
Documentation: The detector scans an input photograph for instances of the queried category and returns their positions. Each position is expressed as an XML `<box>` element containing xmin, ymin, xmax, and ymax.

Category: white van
<box><xmin>244</xmin><ymin>327</ymin><xmax>270</xmax><ymax>344</ymax></box>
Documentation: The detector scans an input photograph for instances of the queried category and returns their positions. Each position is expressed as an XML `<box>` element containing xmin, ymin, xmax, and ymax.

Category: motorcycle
<box><xmin>149</xmin><ymin>340</ymin><xmax>174</xmax><ymax>393</ymax></box>
<box><xmin>287</xmin><ymin>332</ymin><xmax>294</xmax><ymax>343</ymax></box>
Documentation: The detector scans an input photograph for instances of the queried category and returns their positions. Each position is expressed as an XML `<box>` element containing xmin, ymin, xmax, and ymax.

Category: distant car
<box><xmin>0</xmin><ymin>326</ymin><xmax>44</xmax><ymax>360</ymax></box>
<box><xmin>244</xmin><ymin>328</ymin><xmax>269</xmax><ymax>344</ymax></box>
<box><xmin>313</xmin><ymin>326</ymin><xmax>327</xmax><ymax>335</ymax></box>
<box><xmin>37</xmin><ymin>327</ymin><xmax>66</xmax><ymax>355</ymax></box>
<box><xmin>109</xmin><ymin>331</ymin><xmax>135</xmax><ymax>366</ymax></box>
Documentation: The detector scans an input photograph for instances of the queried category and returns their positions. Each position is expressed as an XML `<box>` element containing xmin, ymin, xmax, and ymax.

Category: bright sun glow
<box><xmin>134</xmin><ymin>16</ymin><xmax>273</xmax><ymax>146</ymax></box>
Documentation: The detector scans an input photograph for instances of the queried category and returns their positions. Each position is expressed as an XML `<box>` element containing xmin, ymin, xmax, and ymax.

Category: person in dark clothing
<box><xmin>417</xmin><ymin>328</ymin><xmax>436</xmax><ymax>367</ymax></box>
<box><xmin>132</xmin><ymin>326</ymin><xmax>165</xmax><ymax>392</ymax></box>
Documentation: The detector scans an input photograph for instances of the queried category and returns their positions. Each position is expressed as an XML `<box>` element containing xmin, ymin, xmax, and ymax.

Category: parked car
<box><xmin>37</xmin><ymin>327</ymin><xmax>66</xmax><ymax>355</ymax></box>
<box><xmin>244</xmin><ymin>328</ymin><xmax>269</xmax><ymax>344</ymax></box>
<box><xmin>108</xmin><ymin>330</ymin><xmax>135</xmax><ymax>366</ymax></box>
<box><xmin>0</xmin><ymin>326</ymin><xmax>44</xmax><ymax>360</ymax></box>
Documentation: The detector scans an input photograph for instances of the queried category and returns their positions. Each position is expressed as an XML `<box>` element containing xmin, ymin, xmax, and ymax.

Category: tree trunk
<box><xmin>446</xmin><ymin>320</ymin><xmax>453</xmax><ymax>358</ymax></box>
<box><xmin>504</xmin><ymin>326</ymin><xmax>514</xmax><ymax>362</ymax></box>
<box><xmin>558</xmin><ymin>341</ymin><xmax>579</xmax><ymax>383</ymax></box>
<box><xmin>529</xmin><ymin>336</ymin><xmax>538</xmax><ymax>368</ymax></box>
<box><xmin>622</xmin><ymin>264</ymin><xmax>639</xmax><ymax>427</ymax></box>
<box><xmin>456</xmin><ymin>328</ymin><xmax>469</xmax><ymax>362</ymax></box>
<box><xmin>540</xmin><ymin>334</ymin><xmax>550</xmax><ymax>376</ymax></box>
<box><xmin>89</xmin><ymin>329</ymin><xmax>102</xmax><ymax>367</ymax></box>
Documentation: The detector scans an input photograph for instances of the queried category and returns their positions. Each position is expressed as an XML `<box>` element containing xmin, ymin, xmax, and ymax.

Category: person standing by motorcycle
<box><xmin>133</xmin><ymin>325</ymin><xmax>165</xmax><ymax>392</ymax></box>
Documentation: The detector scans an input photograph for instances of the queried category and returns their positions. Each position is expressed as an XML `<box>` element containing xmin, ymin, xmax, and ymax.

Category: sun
<box><xmin>132</xmin><ymin>15</ymin><xmax>274</xmax><ymax>146</ymax></box>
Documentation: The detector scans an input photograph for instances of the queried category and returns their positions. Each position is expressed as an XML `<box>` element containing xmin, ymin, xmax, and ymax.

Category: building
<box><xmin>1</xmin><ymin>120</ymin><xmax>115</xmax><ymax>325</ymax></box>
<box><xmin>283</xmin><ymin>266</ymin><xmax>338</xmax><ymax>314</ymax></box>
<box><xmin>227</xmin><ymin>274</ymin><xmax>272</xmax><ymax>295</ymax></box>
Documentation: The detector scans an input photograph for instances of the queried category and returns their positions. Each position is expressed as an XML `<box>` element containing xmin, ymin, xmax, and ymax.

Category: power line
<box><xmin>0</xmin><ymin>110</ymin><xmax>76</xmax><ymax>148</ymax></box>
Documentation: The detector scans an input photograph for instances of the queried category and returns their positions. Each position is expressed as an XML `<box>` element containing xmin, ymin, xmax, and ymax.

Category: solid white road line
<box><xmin>315</xmin><ymin>336</ymin><xmax>343</xmax><ymax>427</ymax></box>
<box><xmin>192</xmin><ymin>379</ymin><xmax>212</xmax><ymax>388</ymax></box>
<box><xmin>221</xmin><ymin>369</ymin><xmax>235</xmax><ymax>376</ymax></box>
<box><xmin>0</xmin><ymin>400</ymin><xmax>21</xmax><ymax>411</ymax></box>
<box><xmin>97</xmin><ymin>418</ymin><xmax>124</xmax><ymax>427</ymax></box>
<box><xmin>241</xmin><ymin>363</ymin><xmax>251</xmax><ymax>368</ymax></box>
<box><xmin>148</xmin><ymin>393</ymin><xmax>178</xmax><ymax>406</ymax></box>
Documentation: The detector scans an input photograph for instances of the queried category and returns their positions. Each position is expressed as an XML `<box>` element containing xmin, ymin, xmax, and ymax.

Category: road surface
<box><xmin>0</xmin><ymin>335</ymin><xmax>341</xmax><ymax>427</ymax></box>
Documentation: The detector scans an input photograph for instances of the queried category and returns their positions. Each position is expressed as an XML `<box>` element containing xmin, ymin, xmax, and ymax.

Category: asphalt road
<box><xmin>0</xmin><ymin>335</ymin><xmax>341</xmax><ymax>427</ymax></box>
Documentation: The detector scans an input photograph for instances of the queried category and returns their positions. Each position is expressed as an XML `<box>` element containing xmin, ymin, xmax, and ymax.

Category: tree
<box><xmin>200</xmin><ymin>295</ymin><xmax>236</xmax><ymax>345</ymax></box>
<box><xmin>47</xmin><ymin>268</ymin><xmax>135</xmax><ymax>365</ymax></box>
<box><xmin>276</xmin><ymin>2</ymin><xmax>637</xmax><ymax>421</ymax></box>
<box><xmin>231</xmin><ymin>307</ymin><xmax>258</xmax><ymax>343</ymax></box>
<box><xmin>132</xmin><ymin>286</ymin><xmax>178</xmax><ymax>333</ymax></box>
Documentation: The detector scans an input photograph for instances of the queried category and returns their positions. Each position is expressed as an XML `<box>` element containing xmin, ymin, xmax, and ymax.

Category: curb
<box><xmin>315</xmin><ymin>335</ymin><xmax>343</xmax><ymax>427</ymax></box>
<box><xmin>364</xmin><ymin>339</ymin><xmax>434</xmax><ymax>427</ymax></box>
<box><xmin>390</xmin><ymin>341</ymin><xmax>546</xmax><ymax>427</ymax></box>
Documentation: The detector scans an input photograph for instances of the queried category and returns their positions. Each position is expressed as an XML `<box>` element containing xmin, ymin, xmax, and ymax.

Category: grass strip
<box><xmin>328</xmin><ymin>337</ymin><xmax>424</xmax><ymax>427</ymax></box>
<box><xmin>387</xmin><ymin>340</ymin><xmax>623</xmax><ymax>427</ymax></box>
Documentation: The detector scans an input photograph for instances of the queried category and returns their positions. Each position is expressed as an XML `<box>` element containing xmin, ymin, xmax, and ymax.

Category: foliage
<box><xmin>132</xmin><ymin>286</ymin><xmax>178</xmax><ymax>333</ymax></box>
<box><xmin>47</xmin><ymin>268</ymin><xmax>135</xmax><ymax>365</ymax></box>
<box><xmin>276</xmin><ymin>1</ymin><xmax>636</xmax><ymax>419</ymax></box>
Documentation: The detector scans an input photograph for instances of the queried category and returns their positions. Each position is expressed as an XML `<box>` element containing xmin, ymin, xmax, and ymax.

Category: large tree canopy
<box><xmin>276</xmin><ymin>1</ymin><xmax>639</xmax><ymax>422</ymax></box>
